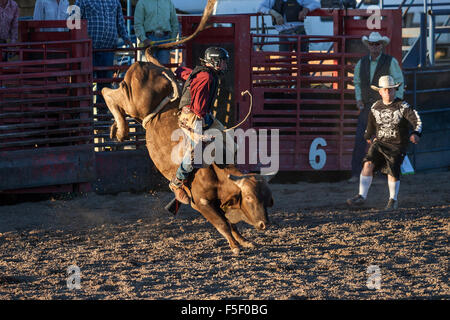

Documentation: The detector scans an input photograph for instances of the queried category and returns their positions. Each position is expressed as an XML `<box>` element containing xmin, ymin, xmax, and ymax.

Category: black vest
<box><xmin>272</xmin><ymin>0</ymin><xmax>304</xmax><ymax>24</ymax></box>
<box><xmin>179</xmin><ymin>66</ymin><xmax>219</xmax><ymax>113</ymax></box>
<box><xmin>359</xmin><ymin>53</ymin><xmax>393</xmax><ymax>106</ymax></box>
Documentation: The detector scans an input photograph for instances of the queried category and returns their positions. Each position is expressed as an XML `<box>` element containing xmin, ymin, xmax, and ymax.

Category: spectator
<box><xmin>258</xmin><ymin>0</ymin><xmax>320</xmax><ymax>52</ymax></box>
<box><xmin>33</xmin><ymin>0</ymin><xmax>70</xmax><ymax>32</ymax></box>
<box><xmin>74</xmin><ymin>0</ymin><xmax>133</xmax><ymax>105</ymax></box>
<box><xmin>33</xmin><ymin>0</ymin><xmax>69</xmax><ymax>21</ymax></box>
<box><xmin>348</xmin><ymin>32</ymin><xmax>404</xmax><ymax>183</ymax></box>
<box><xmin>134</xmin><ymin>0</ymin><xmax>179</xmax><ymax>65</ymax></box>
<box><xmin>0</xmin><ymin>0</ymin><xmax>19</xmax><ymax>45</ymax></box>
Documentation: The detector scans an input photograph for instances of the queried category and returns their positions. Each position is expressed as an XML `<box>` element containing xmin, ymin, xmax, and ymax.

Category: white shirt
<box><xmin>33</xmin><ymin>0</ymin><xmax>69</xmax><ymax>21</ymax></box>
<box><xmin>258</xmin><ymin>0</ymin><xmax>321</xmax><ymax>32</ymax></box>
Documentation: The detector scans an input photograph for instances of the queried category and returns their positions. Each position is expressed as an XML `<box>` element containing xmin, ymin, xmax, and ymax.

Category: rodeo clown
<box><xmin>347</xmin><ymin>75</ymin><xmax>423</xmax><ymax>210</ymax></box>
<box><xmin>169</xmin><ymin>47</ymin><xmax>232</xmax><ymax>204</ymax></box>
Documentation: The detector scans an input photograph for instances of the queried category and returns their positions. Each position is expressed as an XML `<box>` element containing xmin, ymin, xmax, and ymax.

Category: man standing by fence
<box><xmin>33</xmin><ymin>0</ymin><xmax>70</xmax><ymax>32</ymax></box>
<box><xmin>258</xmin><ymin>0</ymin><xmax>320</xmax><ymax>53</ymax></box>
<box><xmin>0</xmin><ymin>0</ymin><xmax>19</xmax><ymax>48</ymax></box>
<box><xmin>134</xmin><ymin>0</ymin><xmax>179</xmax><ymax>65</ymax></box>
<box><xmin>33</xmin><ymin>0</ymin><xmax>69</xmax><ymax>21</ymax></box>
<box><xmin>75</xmin><ymin>0</ymin><xmax>133</xmax><ymax>106</ymax></box>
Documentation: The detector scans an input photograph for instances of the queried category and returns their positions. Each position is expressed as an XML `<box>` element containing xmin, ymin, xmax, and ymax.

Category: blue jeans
<box><xmin>93</xmin><ymin>51</ymin><xmax>115</xmax><ymax>106</ymax></box>
<box><xmin>279</xmin><ymin>25</ymin><xmax>308</xmax><ymax>52</ymax></box>
<box><xmin>175</xmin><ymin>114</ymin><xmax>216</xmax><ymax>180</ymax></box>
<box><xmin>145</xmin><ymin>34</ymin><xmax>172</xmax><ymax>65</ymax></box>
<box><xmin>351</xmin><ymin>104</ymin><xmax>370</xmax><ymax>177</ymax></box>
<box><xmin>176</xmin><ymin>138</ymin><xmax>197</xmax><ymax>181</ymax></box>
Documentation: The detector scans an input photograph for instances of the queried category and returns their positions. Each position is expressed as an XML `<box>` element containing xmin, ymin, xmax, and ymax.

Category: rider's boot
<box><xmin>169</xmin><ymin>176</ymin><xmax>190</xmax><ymax>205</ymax></box>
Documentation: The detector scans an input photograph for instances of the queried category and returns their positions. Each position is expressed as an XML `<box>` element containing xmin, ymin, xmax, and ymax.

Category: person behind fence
<box><xmin>346</xmin><ymin>75</ymin><xmax>422</xmax><ymax>210</ymax></box>
<box><xmin>169</xmin><ymin>47</ymin><xmax>231</xmax><ymax>205</ymax></box>
<box><xmin>0</xmin><ymin>0</ymin><xmax>19</xmax><ymax>61</ymax></box>
<box><xmin>257</xmin><ymin>0</ymin><xmax>320</xmax><ymax>52</ymax></box>
<box><xmin>349</xmin><ymin>31</ymin><xmax>404</xmax><ymax>183</ymax></box>
<box><xmin>134</xmin><ymin>0</ymin><xmax>179</xmax><ymax>65</ymax></box>
<box><xmin>75</xmin><ymin>0</ymin><xmax>133</xmax><ymax>106</ymax></box>
<box><xmin>33</xmin><ymin>0</ymin><xmax>69</xmax><ymax>25</ymax></box>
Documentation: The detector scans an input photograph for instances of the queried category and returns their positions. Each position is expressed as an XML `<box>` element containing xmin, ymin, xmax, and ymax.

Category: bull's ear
<box><xmin>220</xmin><ymin>193</ymin><xmax>241</xmax><ymax>211</ymax></box>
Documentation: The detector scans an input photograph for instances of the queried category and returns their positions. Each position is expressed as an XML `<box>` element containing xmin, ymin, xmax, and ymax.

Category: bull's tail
<box><xmin>144</xmin><ymin>0</ymin><xmax>217</xmax><ymax>52</ymax></box>
<box><xmin>145</xmin><ymin>49</ymin><xmax>166</xmax><ymax>68</ymax></box>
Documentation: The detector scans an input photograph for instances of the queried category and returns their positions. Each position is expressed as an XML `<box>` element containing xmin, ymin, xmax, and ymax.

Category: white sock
<box><xmin>388</xmin><ymin>180</ymin><xmax>400</xmax><ymax>200</ymax></box>
<box><xmin>359</xmin><ymin>174</ymin><xmax>373</xmax><ymax>199</ymax></box>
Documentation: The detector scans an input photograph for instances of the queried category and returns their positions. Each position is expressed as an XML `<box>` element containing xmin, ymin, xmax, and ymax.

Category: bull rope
<box><xmin>222</xmin><ymin>90</ymin><xmax>253</xmax><ymax>132</ymax></box>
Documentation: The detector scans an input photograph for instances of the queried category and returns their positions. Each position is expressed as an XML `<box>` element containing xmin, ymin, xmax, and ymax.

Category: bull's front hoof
<box><xmin>116</xmin><ymin>131</ymin><xmax>126</xmax><ymax>142</ymax></box>
<box><xmin>232</xmin><ymin>247</ymin><xmax>240</xmax><ymax>255</ymax></box>
<box><xmin>241</xmin><ymin>241</ymin><xmax>255</xmax><ymax>249</ymax></box>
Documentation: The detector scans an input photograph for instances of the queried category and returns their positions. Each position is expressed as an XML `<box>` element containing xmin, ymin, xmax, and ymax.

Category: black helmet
<box><xmin>202</xmin><ymin>47</ymin><xmax>229</xmax><ymax>71</ymax></box>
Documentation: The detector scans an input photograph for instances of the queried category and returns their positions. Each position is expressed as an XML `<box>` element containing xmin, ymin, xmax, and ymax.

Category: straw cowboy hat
<box><xmin>362</xmin><ymin>32</ymin><xmax>390</xmax><ymax>47</ymax></box>
<box><xmin>371</xmin><ymin>75</ymin><xmax>402</xmax><ymax>91</ymax></box>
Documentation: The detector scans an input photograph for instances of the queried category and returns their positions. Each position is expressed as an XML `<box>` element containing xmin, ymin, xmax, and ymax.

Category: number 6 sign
<box><xmin>309</xmin><ymin>138</ymin><xmax>327</xmax><ymax>170</ymax></box>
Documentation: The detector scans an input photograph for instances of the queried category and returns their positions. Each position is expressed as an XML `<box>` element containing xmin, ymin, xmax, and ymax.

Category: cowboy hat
<box><xmin>362</xmin><ymin>32</ymin><xmax>390</xmax><ymax>47</ymax></box>
<box><xmin>371</xmin><ymin>75</ymin><xmax>402</xmax><ymax>91</ymax></box>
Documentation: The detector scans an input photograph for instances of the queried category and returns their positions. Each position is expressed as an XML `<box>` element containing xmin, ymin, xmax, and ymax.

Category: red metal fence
<box><xmin>0</xmin><ymin>10</ymin><xmax>403</xmax><ymax>193</ymax></box>
<box><xmin>180</xmin><ymin>10</ymin><xmax>402</xmax><ymax>172</ymax></box>
<box><xmin>0</xmin><ymin>20</ymin><xmax>94</xmax><ymax>192</ymax></box>
<box><xmin>250</xmin><ymin>34</ymin><xmax>362</xmax><ymax>171</ymax></box>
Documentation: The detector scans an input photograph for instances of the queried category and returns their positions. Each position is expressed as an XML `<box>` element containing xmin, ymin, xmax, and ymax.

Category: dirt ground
<box><xmin>0</xmin><ymin>170</ymin><xmax>448</xmax><ymax>300</ymax></box>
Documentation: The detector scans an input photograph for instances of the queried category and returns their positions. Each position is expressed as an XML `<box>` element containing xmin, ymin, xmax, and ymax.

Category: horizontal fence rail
<box><xmin>0</xmin><ymin>39</ymin><xmax>93</xmax><ymax>152</ymax></box>
<box><xmin>249</xmin><ymin>33</ymin><xmax>367</xmax><ymax>171</ymax></box>
<box><xmin>0</xmin><ymin>21</ymin><xmax>95</xmax><ymax>192</ymax></box>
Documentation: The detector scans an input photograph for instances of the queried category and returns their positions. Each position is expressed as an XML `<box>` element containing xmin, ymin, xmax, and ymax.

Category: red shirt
<box><xmin>175</xmin><ymin>66</ymin><xmax>214</xmax><ymax>119</ymax></box>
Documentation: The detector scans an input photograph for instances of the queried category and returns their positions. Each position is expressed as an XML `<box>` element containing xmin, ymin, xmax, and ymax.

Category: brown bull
<box><xmin>102</xmin><ymin>52</ymin><xmax>274</xmax><ymax>255</ymax></box>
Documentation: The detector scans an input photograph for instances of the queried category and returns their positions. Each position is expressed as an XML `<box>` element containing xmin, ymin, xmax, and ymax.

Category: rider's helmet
<box><xmin>201</xmin><ymin>47</ymin><xmax>230</xmax><ymax>73</ymax></box>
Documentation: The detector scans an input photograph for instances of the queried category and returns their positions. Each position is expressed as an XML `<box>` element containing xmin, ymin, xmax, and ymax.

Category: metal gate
<box><xmin>0</xmin><ymin>10</ymin><xmax>405</xmax><ymax>194</ymax></box>
<box><xmin>181</xmin><ymin>10</ymin><xmax>402</xmax><ymax>172</ymax></box>
<box><xmin>0</xmin><ymin>20</ymin><xmax>94</xmax><ymax>193</ymax></box>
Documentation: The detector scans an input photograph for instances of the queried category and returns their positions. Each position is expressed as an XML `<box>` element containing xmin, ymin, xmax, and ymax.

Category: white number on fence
<box><xmin>309</xmin><ymin>138</ymin><xmax>327</xmax><ymax>170</ymax></box>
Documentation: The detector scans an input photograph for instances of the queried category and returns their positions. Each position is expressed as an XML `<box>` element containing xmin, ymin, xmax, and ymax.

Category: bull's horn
<box><xmin>259</xmin><ymin>172</ymin><xmax>277</xmax><ymax>183</ymax></box>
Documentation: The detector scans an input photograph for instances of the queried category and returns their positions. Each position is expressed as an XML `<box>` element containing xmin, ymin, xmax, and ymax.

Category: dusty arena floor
<box><xmin>0</xmin><ymin>171</ymin><xmax>448</xmax><ymax>300</ymax></box>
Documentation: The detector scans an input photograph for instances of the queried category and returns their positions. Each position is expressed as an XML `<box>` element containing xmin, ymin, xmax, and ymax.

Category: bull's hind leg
<box><xmin>102</xmin><ymin>87</ymin><xmax>129</xmax><ymax>142</ymax></box>
<box><xmin>191</xmin><ymin>202</ymin><xmax>241</xmax><ymax>255</ymax></box>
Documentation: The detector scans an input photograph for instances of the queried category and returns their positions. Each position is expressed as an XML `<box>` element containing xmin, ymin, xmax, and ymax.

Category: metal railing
<box><xmin>404</xmin><ymin>66</ymin><xmax>450</xmax><ymax>170</ymax></box>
